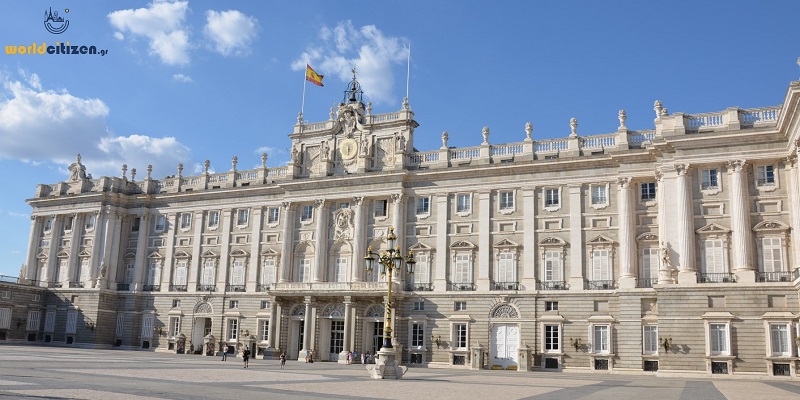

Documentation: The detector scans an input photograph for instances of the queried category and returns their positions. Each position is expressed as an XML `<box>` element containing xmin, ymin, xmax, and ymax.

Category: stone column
<box><xmin>477</xmin><ymin>191</ymin><xmax>491</xmax><ymax>291</ymax></box>
<box><xmin>391</xmin><ymin>194</ymin><xmax>405</xmax><ymax>284</ymax></box>
<box><xmin>217</xmin><ymin>209</ymin><xmax>233</xmax><ymax>289</ymax></box>
<box><xmin>300</xmin><ymin>296</ymin><xmax>313</xmax><ymax>358</ymax></box>
<box><xmin>313</xmin><ymin>200</ymin><xmax>328</xmax><ymax>282</ymax></box>
<box><xmin>267</xmin><ymin>299</ymin><xmax>278</xmax><ymax>349</ymax></box>
<box><xmin>279</xmin><ymin>202</ymin><xmax>295</xmax><ymax>283</ymax></box>
<box><xmin>351</xmin><ymin>197</ymin><xmax>366</xmax><ymax>282</ymax></box>
<box><xmin>674</xmin><ymin>164</ymin><xmax>697</xmax><ymax>284</ymax></box>
<box><xmin>617</xmin><ymin>178</ymin><xmax>637</xmax><ymax>288</ymax></box>
<box><xmin>132</xmin><ymin>213</ymin><xmax>150</xmax><ymax>291</ymax></box>
<box><xmin>100</xmin><ymin>209</ymin><xmax>121</xmax><ymax>288</ymax></box>
<box><xmin>24</xmin><ymin>216</ymin><xmax>43</xmax><ymax>282</ymax></box>
<box><xmin>434</xmin><ymin>193</ymin><xmax>449</xmax><ymax>291</ymax></box>
<box><xmin>161</xmin><ymin>213</ymin><xmax>177</xmax><ymax>289</ymax></box>
<box><xmin>568</xmin><ymin>185</ymin><xmax>585</xmax><ymax>290</ymax></box>
<box><xmin>656</xmin><ymin>170</ymin><xmax>674</xmax><ymax>284</ymax></box>
<box><xmin>188</xmin><ymin>212</ymin><xmax>203</xmax><ymax>292</ymax></box>
<box><xmin>728</xmin><ymin>160</ymin><xmax>755</xmax><ymax>283</ymax></box>
<box><xmin>67</xmin><ymin>214</ymin><xmax>82</xmax><ymax>286</ymax></box>
<box><xmin>521</xmin><ymin>187</ymin><xmax>537</xmax><ymax>289</ymax></box>
<box><xmin>339</xmin><ymin>296</ymin><xmax>353</xmax><ymax>364</ymax></box>
<box><xmin>45</xmin><ymin>215</ymin><xmax>62</xmax><ymax>284</ymax></box>
<box><xmin>89</xmin><ymin>211</ymin><xmax>104</xmax><ymax>287</ymax></box>
<box><xmin>787</xmin><ymin>151</ymin><xmax>800</xmax><ymax>271</ymax></box>
<box><xmin>248</xmin><ymin>208</ymin><xmax>263</xmax><ymax>292</ymax></box>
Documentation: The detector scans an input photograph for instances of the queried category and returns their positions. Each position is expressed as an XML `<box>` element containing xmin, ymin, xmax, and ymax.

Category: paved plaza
<box><xmin>1</xmin><ymin>346</ymin><xmax>800</xmax><ymax>400</ymax></box>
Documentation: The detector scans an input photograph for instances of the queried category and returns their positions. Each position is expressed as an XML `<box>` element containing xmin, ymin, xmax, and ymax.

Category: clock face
<box><xmin>339</xmin><ymin>139</ymin><xmax>358</xmax><ymax>160</ymax></box>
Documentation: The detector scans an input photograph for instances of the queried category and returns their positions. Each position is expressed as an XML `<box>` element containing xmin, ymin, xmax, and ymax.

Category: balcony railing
<box><xmin>68</xmin><ymin>281</ymin><xmax>84</xmax><ymax>288</ymax></box>
<box><xmin>0</xmin><ymin>275</ymin><xmax>20</xmax><ymax>284</ymax></box>
<box><xmin>447</xmin><ymin>283</ymin><xmax>476</xmax><ymax>291</ymax></box>
<box><xmin>697</xmin><ymin>273</ymin><xmax>737</xmax><ymax>283</ymax></box>
<box><xmin>256</xmin><ymin>284</ymin><xmax>271</xmax><ymax>292</ymax></box>
<box><xmin>794</xmin><ymin>268</ymin><xmax>800</xmax><ymax>281</ymax></box>
<box><xmin>197</xmin><ymin>284</ymin><xmax>217</xmax><ymax>292</ymax></box>
<box><xmin>226</xmin><ymin>284</ymin><xmax>246</xmax><ymax>292</ymax></box>
<box><xmin>537</xmin><ymin>281</ymin><xmax>567</xmax><ymax>290</ymax></box>
<box><xmin>492</xmin><ymin>282</ymin><xmax>520</xmax><ymax>291</ymax></box>
<box><xmin>272</xmin><ymin>281</ymin><xmax>390</xmax><ymax>291</ymax></box>
<box><xmin>756</xmin><ymin>272</ymin><xmax>792</xmax><ymax>283</ymax></box>
<box><xmin>142</xmin><ymin>284</ymin><xmax>161</xmax><ymax>292</ymax></box>
<box><xmin>169</xmin><ymin>284</ymin><xmax>188</xmax><ymax>292</ymax></box>
<box><xmin>638</xmin><ymin>278</ymin><xmax>658</xmax><ymax>288</ymax></box>
<box><xmin>587</xmin><ymin>280</ymin><xmax>616</xmax><ymax>290</ymax></box>
<box><xmin>405</xmin><ymin>283</ymin><xmax>433</xmax><ymax>291</ymax></box>
<box><xmin>48</xmin><ymin>281</ymin><xmax>62</xmax><ymax>288</ymax></box>
<box><xmin>117</xmin><ymin>283</ymin><xmax>130</xmax><ymax>291</ymax></box>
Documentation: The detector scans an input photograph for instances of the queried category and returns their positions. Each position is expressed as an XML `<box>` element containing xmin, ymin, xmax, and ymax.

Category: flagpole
<box><xmin>405</xmin><ymin>43</ymin><xmax>411</xmax><ymax>100</ymax></box>
<box><xmin>301</xmin><ymin>66</ymin><xmax>308</xmax><ymax>121</ymax></box>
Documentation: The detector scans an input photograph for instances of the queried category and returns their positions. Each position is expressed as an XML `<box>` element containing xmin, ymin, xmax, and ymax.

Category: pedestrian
<box><xmin>280</xmin><ymin>352</ymin><xmax>286</xmax><ymax>369</ymax></box>
<box><xmin>353</xmin><ymin>350</ymin><xmax>359</xmax><ymax>364</ymax></box>
<box><xmin>221</xmin><ymin>343</ymin><xmax>228</xmax><ymax>361</ymax></box>
<box><xmin>242</xmin><ymin>347</ymin><xmax>250</xmax><ymax>368</ymax></box>
<box><xmin>346</xmin><ymin>351</ymin><xmax>351</xmax><ymax>365</ymax></box>
<box><xmin>361</xmin><ymin>351</ymin><xmax>366</xmax><ymax>364</ymax></box>
<box><xmin>309</xmin><ymin>350</ymin><xmax>315</xmax><ymax>363</ymax></box>
<box><xmin>305</xmin><ymin>349</ymin><xmax>310</xmax><ymax>363</ymax></box>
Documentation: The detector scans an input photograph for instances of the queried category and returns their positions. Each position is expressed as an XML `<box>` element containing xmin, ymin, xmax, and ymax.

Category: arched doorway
<box><xmin>192</xmin><ymin>302</ymin><xmax>213</xmax><ymax>354</ymax></box>
<box><xmin>319</xmin><ymin>303</ymin><xmax>345</xmax><ymax>361</ymax></box>
<box><xmin>489</xmin><ymin>304</ymin><xmax>520</xmax><ymax>370</ymax></box>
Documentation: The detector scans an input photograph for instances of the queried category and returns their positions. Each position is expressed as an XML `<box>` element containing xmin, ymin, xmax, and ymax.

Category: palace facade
<box><xmin>2</xmin><ymin>76</ymin><xmax>800</xmax><ymax>378</ymax></box>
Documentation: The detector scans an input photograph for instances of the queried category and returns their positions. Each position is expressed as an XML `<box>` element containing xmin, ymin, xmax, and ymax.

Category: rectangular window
<box><xmin>231</xmin><ymin>260</ymin><xmax>245</xmax><ymax>285</ymax></box>
<box><xmin>592</xmin><ymin>325</ymin><xmax>610</xmax><ymax>354</ymax></box>
<box><xmin>261</xmin><ymin>259</ymin><xmax>276</xmax><ymax>286</ymax></box>
<box><xmin>299</xmin><ymin>259</ymin><xmax>311</xmax><ymax>282</ymax></box>
<box><xmin>643</xmin><ymin>325</ymin><xmax>658</xmax><ymax>355</ymax></box>
<box><xmin>641</xmin><ymin>248</ymin><xmax>659</xmax><ymax>282</ymax></box>
<box><xmin>170</xmin><ymin>316</ymin><xmax>180</xmax><ymax>336</ymax></box>
<box><xmin>497</xmin><ymin>252</ymin><xmax>515</xmax><ymax>283</ymax></box>
<box><xmin>147</xmin><ymin>262</ymin><xmax>161</xmax><ymax>286</ymax></box>
<box><xmin>544</xmin><ymin>251</ymin><xmax>562</xmax><ymax>282</ymax></box>
<box><xmin>416</xmin><ymin>197</ymin><xmax>430</xmax><ymax>215</ymax></box>
<box><xmin>704</xmin><ymin>240</ymin><xmax>724</xmax><ymax>273</ymax></box>
<box><xmin>115</xmin><ymin>315</ymin><xmax>124</xmax><ymax>337</ymax></box>
<box><xmin>131</xmin><ymin>218</ymin><xmax>140</xmax><ymax>233</ymax></box>
<box><xmin>762</xmin><ymin>238</ymin><xmax>783</xmax><ymax>272</ymax></box>
<box><xmin>141</xmin><ymin>315</ymin><xmax>154</xmax><ymax>339</ymax></box>
<box><xmin>260</xmin><ymin>300</ymin><xmax>269</xmax><ymax>309</ymax></box>
<box><xmin>415</xmin><ymin>253</ymin><xmax>429</xmax><ymax>284</ymax></box>
<box><xmin>237</xmin><ymin>209</ymin><xmax>249</xmax><ymax>226</ymax></box>
<box><xmin>545</xmin><ymin>301</ymin><xmax>558</xmax><ymax>311</ymax></box>
<box><xmin>701</xmin><ymin>169</ymin><xmax>719</xmax><ymax>190</ymax></box>
<box><xmin>301</xmin><ymin>205</ymin><xmax>314</xmax><ymax>221</ymax></box>
<box><xmin>172</xmin><ymin>299</ymin><xmax>181</xmax><ymax>308</ymax></box>
<box><xmin>454</xmin><ymin>323</ymin><xmax>468</xmax><ymax>348</ymax></box>
<box><xmin>0</xmin><ymin>308</ymin><xmax>11</xmax><ymax>329</ymax></box>
<box><xmin>757</xmin><ymin>165</ymin><xmax>775</xmax><ymax>186</ymax></box>
<box><xmin>84</xmin><ymin>215</ymin><xmax>96</xmax><ymax>231</ymax></box>
<box><xmin>154</xmin><ymin>215</ymin><xmax>166</xmax><ymax>232</ymax></box>
<box><xmin>63</xmin><ymin>216</ymin><xmax>73</xmax><ymax>232</ymax></box>
<box><xmin>27</xmin><ymin>310</ymin><xmax>40</xmax><ymax>331</ymax></box>
<box><xmin>770</xmin><ymin>324</ymin><xmax>790</xmax><ymax>356</ymax></box>
<box><xmin>454</xmin><ymin>254</ymin><xmax>471</xmax><ymax>283</ymax></box>
<box><xmin>260</xmin><ymin>319</ymin><xmax>269</xmax><ymax>341</ymax></box>
<box><xmin>228</xmin><ymin>319</ymin><xmax>238</xmax><ymax>340</ymax></box>
<box><xmin>374</xmin><ymin>200</ymin><xmax>388</xmax><ymax>217</ymax></box>
<box><xmin>545</xmin><ymin>188</ymin><xmax>559</xmax><ymax>207</ymax></box>
<box><xmin>591</xmin><ymin>185</ymin><xmax>607</xmax><ymax>205</ymax></box>
<box><xmin>44</xmin><ymin>310</ymin><xmax>56</xmax><ymax>333</ymax></box>
<box><xmin>208</xmin><ymin>211</ymin><xmax>220</xmax><ymax>228</ymax></box>
<box><xmin>411</xmin><ymin>323</ymin><xmax>425</xmax><ymax>347</ymax></box>
<box><xmin>180</xmin><ymin>213</ymin><xmax>192</xmax><ymax>229</ymax></box>
<box><xmin>456</xmin><ymin>194</ymin><xmax>471</xmax><ymax>213</ymax></box>
<box><xmin>201</xmin><ymin>259</ymin><xmax>216</xmax><ymax>285</ymax></box>
<box><xmin>64</xmin><ymin>311</ymin><xmax>77</xmax><ymax>334</ymax></box>
<box><xmin>124</xmin><ymin>261</ymin><xmax>135</xmax><ymax>284</ymax></box>
<box><xmin>174</xmin><ymin>261</ymin><xmax>188</xmax><ymax>286</ymax></box>
<box><xmin>592</xmin><ymin>249</ymin><xmax>611</xmax><ymax>280</ymax></box>
<box><xmin>709</xmin><ymin>323</ymin><xmax>728</xmax><ymax>355</ymax></box>
<box><xmin>499</xmin><ymin>191</ymin><xmax>514</xmax><ymax>210</ymax></box>
<box><xmin>454</xmin><ymin>301</ymin><xmax>467</xmax><ymax>311</ymax></box>
<box><xmin>268</xmin><ymin>207</ymin><xmax>280</xmax><ymax>224</ymax></box>
<box><xmin>334</xmin><ymin>257</ymin><xmax>348</xmax><ymax>283</ymax></box>
<box><xmin>229</xmin><ymin>300</ymin><xmax>239</xmax><ymax>309</ymax></box>
<box><xmin>544</xmin><ymin>325</ymin><xmax>560</xmax><ymax>352</ymax></box>
<box><xmin>413</xmin><ymin>301</ymin><xmax>425</xmax><ymax>311</ymax></box>
<box><xmin>641</xmin><ymin>182</ymin><xmax>656</xmax><ymax>201</ymax></box>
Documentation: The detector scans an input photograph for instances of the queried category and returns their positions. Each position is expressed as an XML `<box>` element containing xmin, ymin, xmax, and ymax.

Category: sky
<box><xmin>1</xmin><ymin>0</ymin><xmax>799</xmax><ymax>278</ymax></box>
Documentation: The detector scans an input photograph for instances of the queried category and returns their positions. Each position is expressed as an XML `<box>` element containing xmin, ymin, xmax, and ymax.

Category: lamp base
<box><xmin>365</xmin><ymin>348</ymin><xmax>408</xmax><ymax>379</ymax></box>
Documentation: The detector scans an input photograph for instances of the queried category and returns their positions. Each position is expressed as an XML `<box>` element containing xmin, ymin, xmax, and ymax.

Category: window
<box><xmin>172</xmin><ymin>299</ymin><xmax>181</xmax><ymax>308</ymax></box>
<box><xmin>757</xmin><ymin>165</ymin><xmax>775</xmax><ymax>186</ymax></box>
<box><xmin>230</xmin><ymin>260</ymin><xmax>245</xmax><ymax>286</ymax></box>
<box><xmin>131</xmin><ymin>218</ymin><xmax>140</xmax><ymax>233</ymax></box>
<box><xmin>260</xmin><ymin>319</ymin><xmax>269</xmax><ymax>341</ymax></box>
<box><xmin>545</xmin><ymin>188</ymin><xmax>560</xmax><ymax>207</ymax></box>
<box><xmin>544</xmin><ymin>251</ymin><xmax>562</xmax><ymax>282</ymax></box>
<box><xmin>170</xmin><ymin>316</ymin><xmax>180</xmax><ymax>336</ymax></box>
<box><xmin>545</xmin><ymin>301</ymin><xmax>558</xmax><ymax>311</ymax></box>
<box><xmin>374</xmin><ymin>200</ymin><xmax>388</xmax><ymax>217</ymax></box>
<box><xmin>27</xmin><ymin>310</ymin><xmax>40</xmax><ymax>331</ymax></box>
<box><xmin>334</xmin><ymin>257</ymin><xmax>348</xmax><ymax>283</ymax></box>
<box><xmin>44</xmin><ymin>217</ymin><xmax>53</xmax><ymax>232</ymax></box>
<box><xmin>592</xmin><ymin>249</ymin><xmax>611</xmax><ymax>280</ymax></box>
<box><xmin>453</xmin><ymin>323</ymin><xmax>468</xmax><ymax>348</ymax></box>
<box><xmin>643</xmin><ymin>326</ymin><xmax>658</xmax><ymax>355</ymax></box>
<box><xmin>146</xmin><ymin>261</ymin><xmax>161</xmax><ymax>286</ymax></box>
<box><xmin>701</xmin><ymin>169</ymin><xmax>718</xmax><ymax>190</ymax></box>
<box><xmin>709</xmin><ymin>323</ymin><xmax>729</xmax><ymax>355</ymax></box>
<box><xmin>85</xmin><ymin>215</ymin><xmax>96</xmax><ymax>231</ymax></box>
<box><xmin>267</xmin><ymin>207</ymin><xmax>280</xmax><ymax>224</ymax></box>
<box><xmin>454</xmin><ymin>301</ymin><xmax>467</xmax><ymax>311</ymax></box>
<box><xmin>154</xmin><ymin>215</ymin><xmax>166</xmax><ymax>232</ymax></box>
<box><xmin>63</xmin><ymin>216</ymin><xmax>73</xmax><ymax>232</ymax></box>
<box><xmin>180</xmin><ymin>213</ymin><xmax>192</xmax><ymax>230</ymax></box>
<box><xmin>704</xmin><ymin>239</ymin><xmax>725</xmax><ymax>274</ymax></box>
<box><xmin>228</xmin><ymin>318</ymin><xmax>239</xmax><ymax>341</ymax></box>
<box><xmin>497</xmin><ymin>252</ymin><xmax>516</xmax><ymax>283</ymax></box>
<box><xmin>592</xmin><ymin>325</ymin><xmax>610</xmax><ymax>354</ymax></box>
<box><xmin>260</xmin><ymin>300</ymin><xmax>269</xmax><ymax>309</ymax></box>
<box><xmin>413</xmin><ymin>301</ymin><xmax>425</xmax><ymax>311</ymax></box>
<box><xmin>229</xmin><ymin>300</ymin><xmax>239</xmax><ymax>309</ymax></box>
<box><xmin>769</xmin><ymin>324</ymin><xmax>790</xmax><ymax>356</ymax></box>
<box><xmin>208</xmin><ymin>211</ymin><xmax>220</xmax><ymax>228</ymax></box>
<box><xmin>63</xmin><ymin>310</ymin><xmax>77</xmax><ymax>334</ymax></box>
<box><xmin>174</xmin><ymin>261</ymin><xmax>188</xmax><ymax>286</ymax></box>
<box><xmin>339</xmin><ymin>202</ymin><xmax>349</xmax><ymax>209</ymax></box>
<box><xmin>124</xmin><ymin>261</ymin><xmax>135</xmax><ymax>285</ymax></box>
<box><xmin>412</xmin><ymin>323</ymin><xmax>425</xmax><ymax>348</ymax></box>
<box><xmin>141</xmin><ymin>315</ymin><xmax>154</xmax><ymax>339</ymax></box>
<box><xmin>298</xmin><ymin>259</ymin><xmax>311</xmax><ymax>282</ymax></box>
<box><xmin>301</xmin><ymin>205</ymin><xmax>313</xmax><ymax>221</ymax></box>
<box><xmin>414</xmin><ymin>253</ymin><xmax>429</xmax><ymax>284</ymax></box>
<box><xmin>416</xmin><ymin>197</ymin><xmax>430</xmax><ymax>215</ymax></box>
<box><xmin>499</xmin><ymin>191</ymin><xmax>514</xmax><ymax>210</ymax></box>
<box><xmin>115</xmin><ymin>315</ymin><xmax>124</xmax><ymax>337</ymax></box>
<box><xmin>237</xmin><ymin>209</ymin><xmax>249</xmax><ymax>226</ymax></box>
<box><xmin>591</xmin><ymin>185</ymin><xmax>607</xmax><ymax>205</ymax></box>
<box><xmin>544</xmin><ymin>325</ymin><xmax>559</xmax><ymax>352</ymax></box>
<box><xmin>641</xmin><ymin>248</ymin><xmax>658</xmax><ymax>284</ymax></box>
<box><xmin>762</xmin><ymin>238</ymin><xmax>783</xmax><ymax>272</ymax></box>
<box><xmin>456</xmin><ymin>194</ymin><xmax>471</xmax><ymax>213</ymax></box>
<box><xmin>0</xmin><ymin>308</ymin><xmax>11</xmax><ymax>329</ymax></box>
<box><xmin>641</xmin><ymin>182</ymin><xmax>656</xmax><ymax>201</ymax></box>
<box><xmin>454</xmin><ymin>254</ymin><xmax>471</xmax><ymax>284</ymax></box>
<box><xmin>44</xmin><ymin>310</ymin><xmax>56</xmax><ymax>332</ymax></box>
<box><xmin>261</xmin><ymin>259</ymin><xmax>276</xmax><ymax>286</ymax></box>
<box><xmin>201</xmin><ymin>259</ymin><xmax>216</xmax><ymax>286</ymax></box>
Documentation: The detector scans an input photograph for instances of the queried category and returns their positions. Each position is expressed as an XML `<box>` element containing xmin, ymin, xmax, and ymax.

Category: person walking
<box><xmin>361</xmin><ymin>351</ymin><xmax>366</xmax><ymax>364</ymax></box>
<box><xmin>242</xmin><ymin>347</ymin><xmax>250</xmax><ymax>368</ymax></box>
<box><xmin>279</xmin><ymin>352</ymin><xmax>287</xmax><ymax>369</ymax></box>
<box><xmin>221</xmin><ymin>343</ymin><xmax>228</xmax><ymax>361</ymax></box>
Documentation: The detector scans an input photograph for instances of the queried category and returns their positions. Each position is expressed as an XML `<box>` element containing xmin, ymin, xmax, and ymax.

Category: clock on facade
<box><xmin>339</xmin><ymin>138</ymin><xmax>358</xmax><ymax>160</ymax></box>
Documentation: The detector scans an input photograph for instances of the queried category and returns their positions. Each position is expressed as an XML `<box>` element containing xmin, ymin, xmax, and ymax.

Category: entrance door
<box><xmin>491</xmin><ymin>324</ymin><xmax>520</xmax><ymax>370</ymax></box>
<box><xmin>192</xmin><ymin>317</ymin><xmax>208</xmax><ymax>354</ymax></box>
<box><xmin>330</xmin><ymin>320</ymin><xmax>344</xmax><ymax>361</ymax></box>
<box><xmin>372</xmin><ymin>321</ymin><xmax>384</xmax><ymax>354</ymax></box>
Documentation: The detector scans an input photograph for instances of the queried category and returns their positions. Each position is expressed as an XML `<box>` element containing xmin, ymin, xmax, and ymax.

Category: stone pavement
<box><xmin>1</xmin><ymin>345</ymin><xmax>800</xmax><ymax>399</ymax></box>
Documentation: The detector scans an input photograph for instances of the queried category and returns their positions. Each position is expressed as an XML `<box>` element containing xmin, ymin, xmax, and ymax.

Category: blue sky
<box><xmin>1</xmin><ymin>0</ymin><xmax>799</xmax><ymax>277</ymax></box>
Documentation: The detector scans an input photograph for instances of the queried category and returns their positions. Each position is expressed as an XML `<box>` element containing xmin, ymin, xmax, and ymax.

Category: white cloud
<box><xmin>0</xmin><ymin>70</ymin><xmax>192</xmax><ymax>180</ymax></box>
<box><xmin>204</xmin><ymin>10</ymin><xmax>258</xmax><ymax>56</ymax></box>
<box><xmin>292</xmin><ymin>21</ymin><xmax>409</xmax><ymax>105</ymax></box>
<box><xmin>108</xmin><ymin>1</ymin><xmax>191</xmax><ymax>65</ymax></box>
<box><xmin>7</xmin><ymin>211</ymin><xmax>28</xmax><ymax>218</ymax></box>
<box><xmin>173</xmin><ymin>73</ymin><xmax>193</xmax><ymax>83</ymax></box>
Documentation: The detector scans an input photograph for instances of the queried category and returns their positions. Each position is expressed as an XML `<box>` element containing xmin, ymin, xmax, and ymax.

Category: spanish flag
<box><xmin>306</xmin><ymin>64</ymin><xmax>324</xmax><ymax>87</ymax></box>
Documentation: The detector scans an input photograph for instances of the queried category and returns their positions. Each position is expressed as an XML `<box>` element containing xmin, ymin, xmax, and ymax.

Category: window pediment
<box><xmin>450</xmin><ymin>240</ymin><xmax>476</xmax><ymax>250</ymax></box>
<box><xmin>587</xmin><ymin>235</ymin><xmax>615</xmax><ymax>248</ymax></box>
<box><xmin>538</xmin><ymin>236</ymin><xmax>567</xmax><ymax>247</ymax></box>
<box><xmin>147</xmin><ymin>251</ymin><xmax>163</xmax><ymax>259</ymax></box>
<box><xmin>77</xmin><ymin>250</ymin><xmax>92</xmax><ymax>258</ymax></box>
<box><xmin>636</xmin><ymin>233</ymin><xmax>659</xmax><ymax>243</ymax></box>
<box><xmin>229</xmin><ymin>248</ymin><xmax>249</xmax><ymax>257</ymax></box>
<box><xmin>201</xmin><ymin>249</ymin><xmax>218</xmax><ymax>258</ymax></box>
<box><xmin>409</xmin><ymin>242</ymin><xmax>433</xmax><ymax>251</ymax></box>
<box><xmin>493</xmin><ymin>239</ymin><xmax>520</xmax><ymax>249</ymax></box>
<box><xmin>260</xmin><ymin>248</ymin><xmax>279</xmax><ymax>257</ymax></box>
<box><xmin>174</xmin><ymin>250</ymin><xmax>191</xmax><ymax>259</ymax></box>
<box><xmin>36</xmin><ymin>251</ymin><xmax>48</xmax><ymax>259</ymax></box>
<box><xmin>753</xmin><ymin>220</ymin><xmax>789</xmax><ymax>233</ymax></box>
<box><xmin>696</xmin><ymin>223</ymin><xmax>730</xmax><ymax>235</ymax></box>
<box><xmin>123</xmin><ymin>252</ymin><xmax>136</xmax><ymax>260</ymax></box>
<box><xmin>56</xmin><ymin>250</ymin><xmax>69</xmax><ymax>258</ymax></box>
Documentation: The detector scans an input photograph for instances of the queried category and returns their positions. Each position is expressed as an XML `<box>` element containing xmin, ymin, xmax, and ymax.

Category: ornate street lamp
<box><xmin>364</xmin><ymin>226</ymin><xmax>416</xmax><ymax>351</ymax></box>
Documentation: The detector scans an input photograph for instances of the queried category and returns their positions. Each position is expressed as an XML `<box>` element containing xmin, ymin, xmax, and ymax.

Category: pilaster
<box><xmin>617</xmin><ymin>178</ymin><xmax>637</xmax><ymax>289</ymax></box>
<box><xmin>24</xmin><ymin>216</ymin><xmax>42</xmax><ymax>282</ymax></box>
<box><xmin>89</xmin><ymin>211</ymin><xmax>104</xmax><ymax>288</ymax></box>
<box><xmin>218</xmin><ymin>209</ymin><xmax>233</xmax><ymax>288</ymax></box>
<box><xmin>67</xmin><ymin>213</ymin><xmax>82</xmax><ymax>286</ymax></box>
<box><xmin>188</xmin><ymin>211</ymin><xmax>204</xmax><ymax>292</ymax></box>
<box><xmin>279</xmin><ymin>202</ymin><xmax>295</xmax><ymax>283</ymax></box>
<box><xmin>313</xmin><ymin>200</ymin><xmax>328</xmax><ymax>282</ymax></box>
<box><xmin>656</xmin><ymin>170</ymin><xmax>674</xmax><ymax>284</ymax></box>
<box><xmin>352</xmin><ymin>197</ymin><xmax>366</xmax><ymax>282</ymax></box>
<box><xmin>161</xmin><ymin>213</ymin><xmax>177</xmax><ymax>289</ymax></box>
<box><xmin>132</xmin><ymin>213</ymin><xmax>150</xmax><ymax>291</ymax></box>
<box><xmin>45</xmin><ymin>215</ymin><xmax>62</xmax><ymax>284</ymax></box>
<box><xmin>787</xmin><ymin>152</ymin><xmax>800</xmax><ymax>271</ymax></box>
<box><xmin>248</xmin><ymin>207</ymin><xmax>263</xmax><ymax>292</ymax></box>
<box><xmin>391</xmin><ymin>194</ymin><xmax>405</xmax><ymax>284</ymax></box>
<box><xmin>674</xmin><ymin>164</ymin><xmax>697</xmax><ymax>284</ymax></box>
<box><xmin>521</xmin><ymin>188</ymin><xmax>537</xmax><ymax>289</ymax></box>
<box><xmin>728</xmin><ymin>160</ymin><xmax>755</xmax><ymax>283</ymax></box>
<box><xmin>434</xmin><ymin>193</ymin><xmax>449</xmax><ymax>292</ymax></box>
<box><xmin>477</xmin><ymin>191</ymin><xmax>491</xmax><ymax>291</ymax></box>
<box><xmin>568</xmin><ymin>185</ymin><xmax>584</xmax><ymax>290</ymax></box>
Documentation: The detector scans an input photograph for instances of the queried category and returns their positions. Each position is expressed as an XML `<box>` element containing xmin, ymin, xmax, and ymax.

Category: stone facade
<box><xmin>2</xmin><ymin>76</ymin><xmax>800</xmax><ymax>378</ymax></box>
